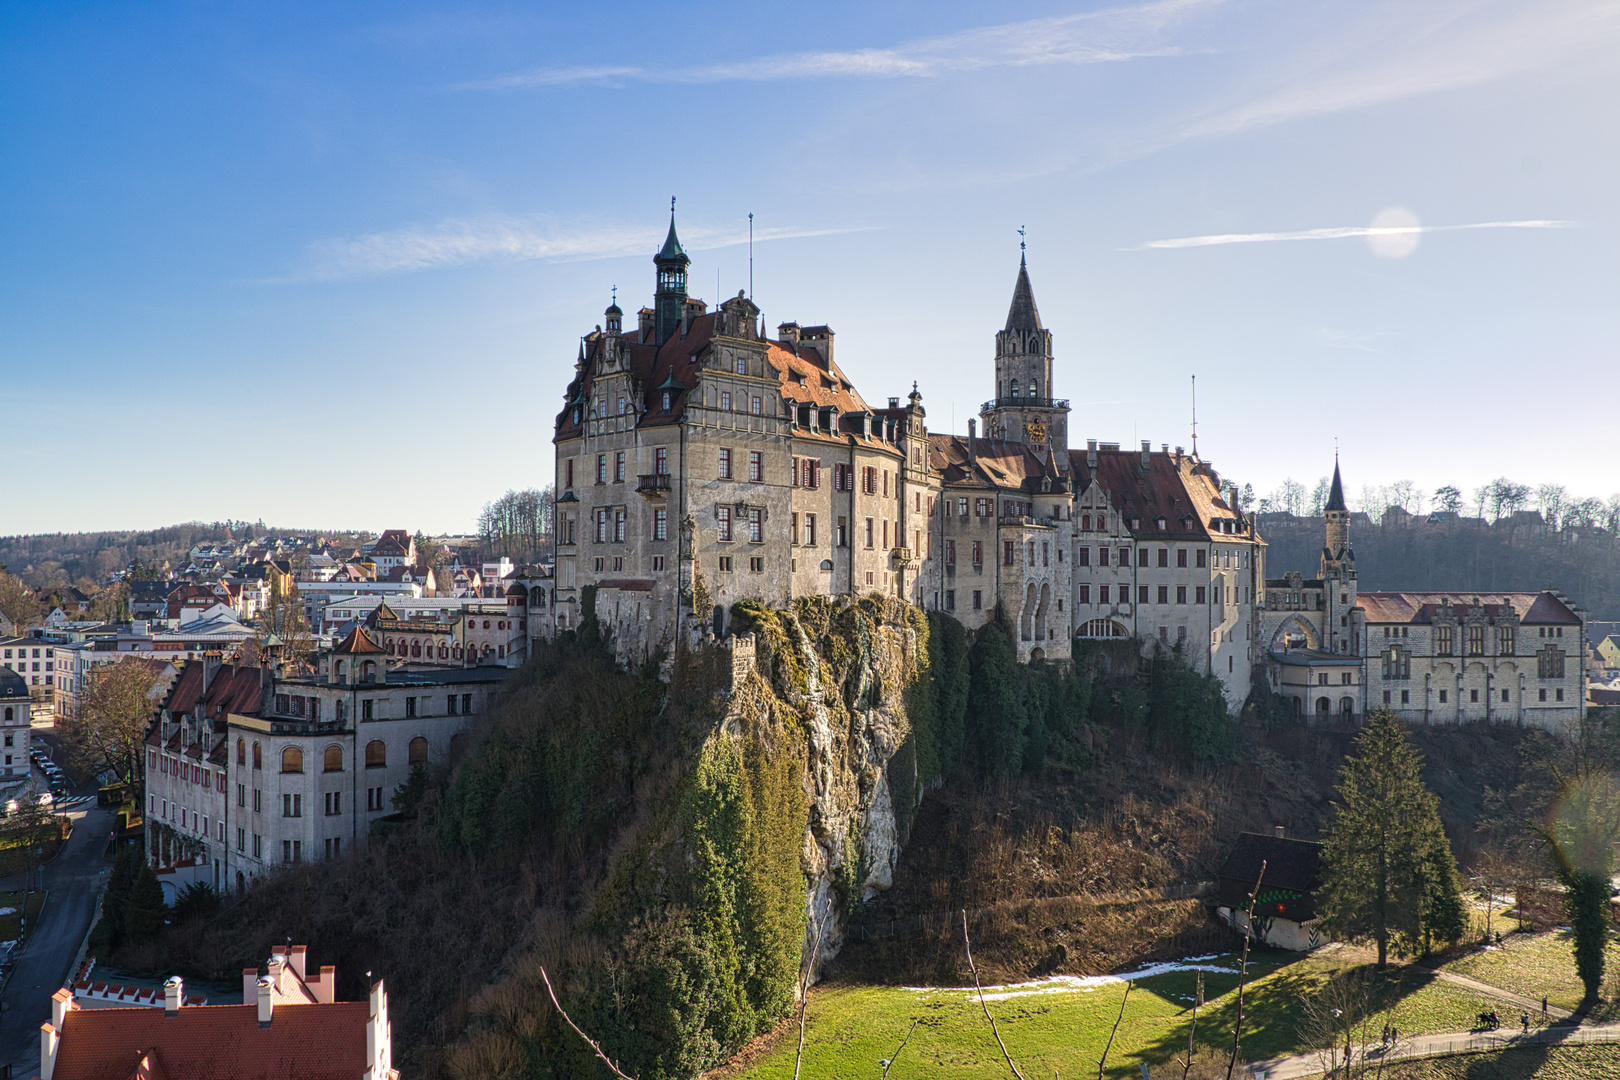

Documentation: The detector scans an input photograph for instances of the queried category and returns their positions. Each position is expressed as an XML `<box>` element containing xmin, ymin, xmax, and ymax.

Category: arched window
<box><xmin>1315</xmin><ymin>697</ymin><xmax>1331</xmax><ymax>717</ymax></box>
<box><xmin>1340</xmin><ymin>697</ymin><xmax>1355</xmax><ymax>719</ymax></box>
<box><xmin>237</xmin><ymin>738</ymin><xmax>245</xmax><ymax>765</ymax></box>
<box><xmin>335</xmin><ymin>700</ymin><xmax>345</xmax><ymax>723</ymax></box>
<box><xmin>362</xmin><ymin>661</ymin><xmax>377</xmax><ymax>683</ymax></box>
<box><xmin>483</xmin><ymin>620</ymin><xmax>491</xmax><ymax>629</ymax></box>
<box><xmin>411</xmin><ymin>641</ymin><xmax>421</xmax><ymax>658</ymax></box>
<box><xmin>324</xmin><ymin>745</ymin><xmax>343</xmax><ymax>772</ymax></box>
<box><xmin>408</xmin><ymin>737</ymin><xmax>428</xmax><ymax>765</ymax></box>
<box><xmin>366</xmin><ymin>740</ymin><xmax>386</xmax><ymax>768</ymax></box>
<box><xmin>281</xmin><ymin>747</ymin><xmax>303</xmax><ymax>773</ymax></box>
<box><xmin>3</xmin><ymin>708</ymin><xmax>10</xmax><ymax>723</ymax></box>
<box><xmin>252</xmin><ymin>742</ymin><xmax>262</xmax><ymax>770</ymax></box>
<box><xmin>334</xmin><ymin>660</ymin><xmax>346</xmax><ymax>681</ymax></box>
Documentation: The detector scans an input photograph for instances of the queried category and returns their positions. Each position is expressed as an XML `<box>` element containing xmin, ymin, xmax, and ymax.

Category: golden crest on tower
<box><xmin>1026</xmin><ymin>417</ymin><xmax>1047</xmax><ymax>444</ymax></box>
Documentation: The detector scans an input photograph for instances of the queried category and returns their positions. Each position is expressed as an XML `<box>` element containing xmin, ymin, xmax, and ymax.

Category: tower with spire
<box><xmin>653</xmin><ymin>198</ymin><xmax>689</xmax><ymax>346</ymax></box>
<box><xmin>1321</xmin><ymin>456</ymin><xmax>1353</xmax><ymax>581</ymax></box>
<box><xmin>980</xmin><ymin>244</ymin><xmax>1069</xmax><ymax>464</ymax></box>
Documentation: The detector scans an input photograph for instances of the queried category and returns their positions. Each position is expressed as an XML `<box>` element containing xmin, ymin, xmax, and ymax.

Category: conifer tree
<box><xmin>1319</xmin><ymin>709</ymin><xmax>1464</xmax><ymax>966</ymax></box>
<box><xmin>1543</xmin><ymin>769</ymin><xmax>1620</xmax><ymax>1004</ymax></box>
<box><xmin>123</xmin><ymin>865</ymin><xmax>168</xmax><ymax>944</ymax></box>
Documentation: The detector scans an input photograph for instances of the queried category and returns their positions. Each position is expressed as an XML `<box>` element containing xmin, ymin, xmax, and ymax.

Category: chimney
<box><xmin>289</xmin><ymin>945</ymin><xmax>308</xmax><ymax>981</ymax></box>
<box><xmin>267</xmin><ymin>952</ymin><xmax>285</xmax><ymax>993</ymax></box>
<box><xmin>1274</xmin><ymin>825</ymin><xmax>1285</xmax><ymax>839</ymax></box>
<box><xmin>1140</xmin><ymin>440</ymin><xmax>1151</xmax><ymax>470</ymax></box>
<box><xmin>777</xmin><ymin>321</ymin><xmax>800</xmax><ymax>346</ymax></box>
<box><xmin>1087</xmin><ymin>439</ymin><xmax>1098</xmax><ymax>469</ymax></box>
<box><xmin>164</xmin><ymin>976</ymin><xmax>183</xmax><ymax>1016</ymax></box>
<box><xmin>242</xmin><ymin>967</ymin><xmax>260</xmax><ymax>1003</ymax></box>
<box><xmin>257</xmin><ymin>976</ymin><xmax>274</xmax><ymax>1027</ymax></box>
<box><xmin>967</xmin><ymin>419</ymin><xmax>977</xmax><ymax>467</ymax></box>
<box><xmin>203</xmin><ymin>650</ymin><xmax>222</xmax><ymax>688</ymax></box>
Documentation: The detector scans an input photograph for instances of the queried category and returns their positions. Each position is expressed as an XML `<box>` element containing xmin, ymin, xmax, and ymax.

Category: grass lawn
<box><xmin>0</xmin><ymin>891</ymin><xmax>47</xmax><ymax>942</ymax></box>
<box><xmin>736</xmin><ymin>947</ymin><xmax>1510</xmax><ymax>1080</ymax></box>
<box><xmin>1442</xmin><ymin>931</ymin><xmax>1620</xmax><ymax>1012</ymax></box>
<box><xmin>1378</xmin><ymin>1044</ymin><xmax>1620</xmax><ymax>1078</ymax></box>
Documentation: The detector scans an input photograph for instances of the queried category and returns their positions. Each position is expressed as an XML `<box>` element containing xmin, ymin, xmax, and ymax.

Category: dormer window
<box><xmin>662</xmin><ymin>391</ymin><xmax>672</xmax><ymax>412</ymax></box>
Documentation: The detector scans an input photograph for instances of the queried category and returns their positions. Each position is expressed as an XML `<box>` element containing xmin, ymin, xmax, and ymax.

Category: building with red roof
<box><xmin>38</xmin><ymin>945</ymin><xmax>396</xmax><ymax>1080</ymax></box>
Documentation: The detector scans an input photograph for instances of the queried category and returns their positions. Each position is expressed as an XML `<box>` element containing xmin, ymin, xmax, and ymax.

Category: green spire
<box><xmin>658</xmin><ymin>196</ymin><xmax>687</xmax><ymax>262</ymax></box>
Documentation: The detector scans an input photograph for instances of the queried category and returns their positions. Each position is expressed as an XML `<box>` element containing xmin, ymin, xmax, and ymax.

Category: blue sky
<box><xmin>2</xmin><ymin>0</ymin><xmax>1615</xmax><ymax>535</ymax></box>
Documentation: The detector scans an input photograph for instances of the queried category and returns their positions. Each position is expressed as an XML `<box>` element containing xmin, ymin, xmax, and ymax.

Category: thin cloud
<box><xmin>463</xmin><ymin>0</ymin><xmax>1223</xmax><ymax>89</ymax></box>
<box><xmin>1129</xmin><ymin>219</ymin><xmax>1574</xmax><ymax>251</ymax></box>
<box><xmin>294</xmin><ymin>217</ymin><xmax>875</xmax><ymax>280</ymax></box>
<box><xmin>1162</xmin><ymin>0</ymin><xmax>1620</xmax><ymax>149</ymax></box>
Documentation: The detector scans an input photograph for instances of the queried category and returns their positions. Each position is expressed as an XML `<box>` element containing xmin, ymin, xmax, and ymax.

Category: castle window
<box><xmin>716</xmin><ymin>506</ymin><xmax>732</xmax><ymax>542</ymax></box>
<box><xmin>1537</xmin><ymin>646</ymin><xmax>1565</xmax><ymax>679</ymax></box>
<box><xmin>655</xmin><ymin>447</ymin><xmax>668</xmax><ymax>475</ymax></box>
<box><xmin>1098</xmin><ymin>547</ymin><xmax>1108</xmax><ymax>567</ymax></box>
<box><xmin>1138</xmin><ymin>547</ymin><xmax>1149</xmax><ymax>567</ymax></box>
<box><xmin>1158</xmin><ymin>548</ymin><xmax>1168</xmax><ymax>568</ymax></box>
<box><xmin>662</xmin><ymin>391</ymin><xmax>671</xmax><ymax>411</ymax></box>
<box><xmin>1498</xmin><ymin>626</ymin><xmax>1514</xmax><ymax>655</ymax></box>
<box><xmin>749</xmin><ymin>508</ymin><xmax>764</xmax><ymax>543</ymax></box>
<box><xmin>749</xmin><ymin>451</ymin><xmax>764</xmax><ymax>482</ymax></box>
<box><xmin>565</xmin><ymin>459</ymin><xmax>574</xmax><ymax>488</ymax></box>
<box><xmin>617</xmin><ymin>396</ymin><xmax>626</xmax><ymax>415</ymax></box>
<box><xmin>735</xmin><ymin>355</ymin><xmax>747</xmax><ymax>376</ymax></box>
<box><xmin>1099</xmin><ymin>585</ymin><xmax>1110</xmax><ymax>603</ymax></box>
<box><xmin>752</xmin><ymin>396</ymin><xmax>762</xmax><ymax>415</ymax></box>
<box><xmin>1436</xmin><ymin>626</ymin><xmax>1454</xmax><ymax>656</ymax></box>
<box><xmin>946</xmin><ymin>590</ymin><xmax>956</xmax><ymax>610</ymax></box>
<box><xmin>805</xmin><ymin>514</ymin><xmax>817</xmax><ymax>545</ymax></box>
<box><xmin>971</xmin><ymin>540</ymin><xmax>982</xmax><ymax>566</ymax></box>
<box><xmin>865</xmin><ymin>518</ymin><xmax>875</xmax><ymax>548</ymax></box>
<box><xmin>596</xmin><ymin>455</ymin><xmax>607</xmax><ymax>484</ymax></box>
<box><xmin>1176</xmin><ymin>586</ymin><xmax>1187</xmax><ymax>604</ymax></box>
<box><xmin>1196</xmin><ymin>549</ymin><xmax>1206</xmax><ymax>568</ymax></box>
<box><xmin>1466</xmin><ymin>625</ymin><xmax>1485</xmax><ymax>656</ymax></box>
<box><xmin>1079</xmin><ymin>585</ymin><xmax>1090</xmax><ymax>603</ymax></box>
<box><xmin>719</xmin><ymin>448</ymin><xmax>732</xmax><ymax>479</ymax></box>
<box><xmin>945</xmin><ymin>539</ymin><xmax>956</xmax><ymax>565</ymax></box>
<box><xmin>1195</xmin><ymin>586</ymin><xmax>1206</xmax><ymax>604</ymax></box>
<box><xmin>1138</xmin><ymin>585</ymin><xmax>1149</xmax><ymax>604</ymax></box>
<box><xmin>1081</xmin><ymin>513</ymin><xmax>1091</xmax><ymax>530</ymax></box>
<box><xmin>719</xmin><ymin>556</ymin><xmax>733</xmax><ymax>572</ymax></box>
<box><xmin>750</xmin><ymin>556</ymin><xmax>764</xmax><ymax>572</ymax></box>
<box><xmin>1004</xmin><ymin>541</ymin><xmax>1015</xmax><ymax>566</ymax></box>
<box><xmin>614</xmin><ymin>452</ymin><xmax>625</xmax><ymax>483</ymax></box>
<box><xmin>654</xmin><ymin>508</ymin><xmax>668</xmax><ymax>541</ymax></box>
<box><xmin>1177</xmin><ymin>548</ymin><xmax>1188</xmax><ymax>568</ymax></box>
<box><xmin>973</xmin><ymin>590</ymin><xmax>983</xmax><ymax>610</ymax></box>
<box><xmin>1078</xmin><ymin>547</ymin><xmax>1089</xmax><ymax>566</ymax></box>
<box><xmin>721</xmin><ymin>391</ymin><xmax>732</xmax><ymax>411</ymax></box>
<box><xmin>1157</xmin><ymin>586</ymin><xmax>1169</xmax><ymax>604</ymax></box>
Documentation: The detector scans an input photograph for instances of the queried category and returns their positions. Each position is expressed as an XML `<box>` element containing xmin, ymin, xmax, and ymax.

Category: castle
<box><xmin>548</xmin><ymin>206</ymin><xmax>1263</xmax><ymax>707</ymax></box>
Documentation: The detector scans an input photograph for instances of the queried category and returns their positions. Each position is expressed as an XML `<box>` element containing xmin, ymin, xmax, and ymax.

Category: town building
<box><xmin>38</xmin><ymin>944</ymin><xmax>397</xmax><ymax>1080</ymax></box>
<box><xmin>1</xmin><ymin>670</ymin><xmax>30</xmax><ymax>784</ymax></box>
<box><xmin>220</xmin><ymin>629</ymin><xmax>505</xmax><ymax>889</ymax></box>
<box><xmin>1</xmin><ymin>637</ymin><xmax>55</xmax><ymax>693</ymax></box>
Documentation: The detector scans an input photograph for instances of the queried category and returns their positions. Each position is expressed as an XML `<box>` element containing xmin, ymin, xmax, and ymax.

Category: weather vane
<box><xmin>671</xmin><ymin>195</ymin><xmax>676</xmax><ymax>213</ymax></box>
<box><xmin>611</xmin><ymin>285</ymin><xmax>617</xmax><ymax>305</ymax></box>
<box><xmin>1018</xmin><ymin>225</ymin><xmax>1026</xmax><ymax>252</ymax></box>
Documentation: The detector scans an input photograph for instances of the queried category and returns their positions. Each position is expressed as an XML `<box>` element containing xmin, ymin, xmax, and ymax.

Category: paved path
<box><xmin>1411</xmin><ymin>964</ymin><xmax>1575</xmax><ymax>1020</ymax></box>
<box><xmin>0</xmin><ymin>798</ymin><xmax>115</xmax><ymax>1079</ymax></box>
<box><xmin>1249</xmin><ymin>1018</ymin><xmax>1620</xmax><ymax>1078</ymax></box>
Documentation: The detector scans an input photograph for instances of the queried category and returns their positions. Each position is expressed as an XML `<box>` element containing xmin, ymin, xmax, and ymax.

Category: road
<box><xmin>1248</xmin><ymin>1019</ymin><xmax>1620</xmax><ymax>1078</ymax></box>
<box><xmin>0</xmin><ymin>756</ymin><xmax>114</xmax><ymax>1079</ymax></box>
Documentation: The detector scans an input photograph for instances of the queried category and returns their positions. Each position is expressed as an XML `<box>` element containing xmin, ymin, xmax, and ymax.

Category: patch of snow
<box><xmin>0</xmin><ymin>907</ymin><xmax>15</xmax><ymax>916</ymax></box>
<box><xmin>905</xmin><ymin>958</ymin><xmax>1240</xmax><ymax>1002</ymax></box>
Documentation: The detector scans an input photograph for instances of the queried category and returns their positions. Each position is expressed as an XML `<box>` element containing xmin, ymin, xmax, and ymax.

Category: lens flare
<box><xmin>1366</xmin><ymin>207</ymin><xmax>1421</xmax><ymax>259</ymax></box>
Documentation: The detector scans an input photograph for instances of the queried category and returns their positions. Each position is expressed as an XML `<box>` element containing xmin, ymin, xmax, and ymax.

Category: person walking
<box><xmin>1521</xmin><ymin>1012</ymin><xmax>1530</xmax><ymax>1035</ymax></box>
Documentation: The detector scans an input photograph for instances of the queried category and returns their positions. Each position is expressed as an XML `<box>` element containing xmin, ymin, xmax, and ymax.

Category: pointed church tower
<box><xmin>1321</xmin><ymin>457</ymin><xmax>1353</xmax><ymax>580</ymax></box>
<box><xmin>653</xmin><ymin>199</ymin><xmax>690</xmax><ymax>346</ymax></box>
<box><xmin>980</xmin><ymin>249</ymin><xmax>1069</xmax><ymax>461</ymax></box>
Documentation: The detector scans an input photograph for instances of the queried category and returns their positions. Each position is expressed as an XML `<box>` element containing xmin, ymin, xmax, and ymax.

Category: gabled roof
<box><xmin>1357</xmin><ymin>591</ymin><xmax>1581</xmax><ymax>626</ymax></box>
<box><xmin>929</xmin><ymin>434</ymin><xmax>1061</xmax><ymax>494</ymax></box>
<box><xmin>1064</xmin><ymin>447</ymin><xmax>1251</xmax><ymax>542</ymax></box>
<box><xmin>48</xmin><ymin>1001</ymin><xmax>371</xmax><ymax>1080</ymax></box>
<box><xmin>1219</xmin><ymin>832</ymin><xmax>1322</xmax><ymax>895</ymax></box>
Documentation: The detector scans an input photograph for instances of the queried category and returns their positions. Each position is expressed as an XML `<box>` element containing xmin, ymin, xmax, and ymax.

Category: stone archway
<box><xmin>1270</xmin><ymin>614</ymin><xmax>1321</xmax><ymax>653</ymax></box>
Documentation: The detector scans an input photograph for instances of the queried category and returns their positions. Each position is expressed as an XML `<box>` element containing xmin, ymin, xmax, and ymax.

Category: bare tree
<box><xmin>1226</xmin><ymin>860</ymin><xmax>1266</xmax><ymax>1080</ymax></box>
<box><xmin>963</xmin><ymin>911</ymin><xmax>1026</xmax><ymax>1080</ymax></box>
<box><xmin>0</xmin><ymin>567</ymin><xmax>44</xmax><ymax>630</ymax></box>
<box><xmin>1536</xmin><ymin>485</ymin><xmax>1568</xmax><ymax>531</ymax></box>
<box><xmin>1309</xmin><ymin>477</ymin><xmax>1332</xmax><ymax>517</ymax></box>
<box><xmin>66</xmin><ymin>657</ymin><xmax>163</xmax><ymax>797</ymax></box>
<box><xmin>1296</xmin><ymin>970</ymin><xmax>1373</xmax><ymax>1078</ymax></box>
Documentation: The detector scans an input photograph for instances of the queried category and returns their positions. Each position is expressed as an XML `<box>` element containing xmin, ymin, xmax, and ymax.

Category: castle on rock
<box><xmin>549</xmin><ymin>207</ymin><xmax>1262</xmax><ymax>707</ymax></box>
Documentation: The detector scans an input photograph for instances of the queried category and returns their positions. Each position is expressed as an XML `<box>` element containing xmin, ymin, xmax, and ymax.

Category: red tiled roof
<box><xmin>332</xmin><ymin>626</ymin><xmax>385</xmax><ymax>655</ymax></box>
<box><xmin>929</xmin><ymin>435</ymin><xmax>1060</xmax><ymax>493</ymax></box>
<box><xmin>1357</xmin><ymin>591</ymin><xmax>1581</xmax><ymax>625</ymax></box>
<box><xmin>49</xmin><ymin>1001</ymin><xmax>370</xmax><ymax>1080</ymax></box>
<box><xmin>1069</xmin><ymin>447</ymin><xmax>1249</xmax><ymax>542</ymax></box>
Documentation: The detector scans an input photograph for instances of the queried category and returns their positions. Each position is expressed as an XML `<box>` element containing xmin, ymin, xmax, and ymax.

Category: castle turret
<box><xmin>980</xmin><ymin>249</ymin><xmax>1069</xmax><ymax>461</ymax></box>
<box><xmin>1322</xmin><ymin>457</ymin><xmax>1352</xmax><ymax>579</ymax></box>
<box><xmin>653</xmin><ymin>200</ymin><xmax>689</xmax><ymax>347</ymax></box>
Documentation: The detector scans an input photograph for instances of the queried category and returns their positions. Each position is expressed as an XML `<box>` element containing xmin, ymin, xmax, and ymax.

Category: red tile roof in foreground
<box><xmin>48</xmin><ymin>1002</ymin><xmax>369</xmax><ymax>1080</ymax></box>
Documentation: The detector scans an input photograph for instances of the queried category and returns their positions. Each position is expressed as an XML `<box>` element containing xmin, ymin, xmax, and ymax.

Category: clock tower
<box><xmin>980</xmin><ymin>250</ymin><xmax>1070</xmax><ymax>465</ymax></box>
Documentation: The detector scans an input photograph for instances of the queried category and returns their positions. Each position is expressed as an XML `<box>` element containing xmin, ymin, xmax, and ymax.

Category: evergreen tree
<box><xmin>965</xmin><ymin>623</ymin><xmax>1026</xmax><ymax>781</ymax></box>
<box><xmin>1544</xmin><ymin>769</ymin><xmax>1620</xmax><ymax>1004</ymax></box>
<box><xmin>123</xmin><ymin>865</ymin><xmax>168</xmax><ymax>944</ymax></box>
<box><xmin>1318</xmin><ymin>709</ymin><xmax>1464</xmax><ymax>966</ymax></box>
